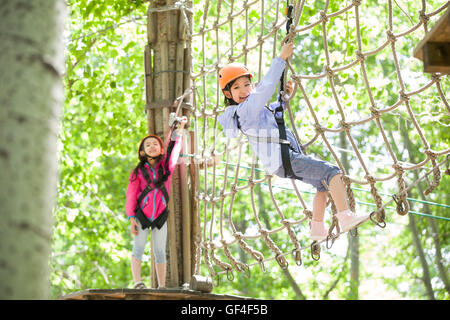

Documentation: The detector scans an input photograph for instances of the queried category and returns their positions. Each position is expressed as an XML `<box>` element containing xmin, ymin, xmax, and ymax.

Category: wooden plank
<box><xmin>59</xmin><ymin>288</ymin><xmax>257</xmax><ymax>300</ymax></box>
<box><xmin>414</xmin><ymin>8</ymin><xmax>450</xmax><ymax>61</ymax></box>
<box><xmin>147</xmin><ymin>6</ymin><xmax>157</xmax><ymax>45</ymax></box>
<box><xmin>423</xmin><ymin>42</ymin><xmax>450</xmax><ymax>73</ymax></box>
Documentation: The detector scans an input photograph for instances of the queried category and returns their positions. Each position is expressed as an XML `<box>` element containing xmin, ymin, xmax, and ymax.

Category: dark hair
<box><xmin>223</xmin><ymin>75</ymin><xmax>252</xmax><ymax>106</ymax></box>
<box><xmin>131</xmin><ymin>136</ymin><xmax>164</xmax><ymax>182</ymax></box>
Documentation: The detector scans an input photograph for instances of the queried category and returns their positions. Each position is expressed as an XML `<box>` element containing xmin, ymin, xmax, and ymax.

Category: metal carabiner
<box><xmin>226</xmin><ymin>268</ymin><xmax>234</xmax><ymax>282</ymax></box>
<box><xmin>311</xmin><ymin>241</ymin><xmax>321</xmax><ymax>261</ymax></box>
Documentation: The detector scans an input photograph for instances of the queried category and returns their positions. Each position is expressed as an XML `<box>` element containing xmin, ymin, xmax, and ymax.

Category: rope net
<box><xmin>182</xmin><ymin>0</ymin><xmax>449</xmax><ymax>280</ymax></box>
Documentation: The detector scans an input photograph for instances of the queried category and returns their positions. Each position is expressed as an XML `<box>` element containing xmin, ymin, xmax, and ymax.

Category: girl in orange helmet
<box><xmin>125</xmin><ymin>116</ymin><xmax>187</xmax><ymax>289</ymax></box>
<box><xmin>218</xmin><ymin>42</ymin><xmax>369</xmax><ymax>241</ymax></box>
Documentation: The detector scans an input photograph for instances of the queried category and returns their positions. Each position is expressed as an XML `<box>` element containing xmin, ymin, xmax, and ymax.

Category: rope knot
<box><xmin>291</xmin><ymin>74</ymin><xmax>301</xmax><ymax>83</ymax></box>
<box><xmin>392</xmin><ymin>163</ymin><xmax>404</xmax><ymax>174</ymax></box>
<box><xmin>233</xmin><ymin>232</ymin><xmax>244</xmax><ymax>241</ymax></box>
<box><xmin>319</xmin><ymin>11</ymin><xmax>328</xmax><ymax>23</ymax></box>
<box><xmin>324</xmin><ymin>65</ymin><xmax>334</xmax><ymax>77</ymax></box>
<box><xmin>281</xmin><ymin>219</ymin><xmax>291</xmax><ymax>228</ymax></box>
<box><xmin>399</xmin><ymin>90</ymin><xmax>409</xmax><ymax>102</ymax></box>
<box><xmin>213</xmin><ymin>108</ymin><xmax>221</xmax><ymax>116</ymax></box>
<box><xmin>386</xmin><ymin>30</ymin><xmax>397</xmax><ymax>43</ymax></box>
<box><xmin>355</xmin><ymin>50</ymin><xmax>365</xmax><ymax>62</ymax></box>
<box><xmin>352</xmin><ymin>0</ymin><xmax>362</xmax><ymax>6</ymax></box>
<box><xmin>228</xmin><ymin>55</ymin><xmax>235</xmax><ymax>63</ymax></box>
<box><xmin>370</xmin><ymin>106</ymin><xmax>381</xmax><ymax>118</ymax></box>
<box><xmin>425</xmin><ymin>149</ymin><xmax>437</xmax><ymax>160</ymax></box>
<box><xmin>314</xmin><ymin>123</ymin><xmax>325</xmax><ymax>134</ymax></box>
<box><xmin>259</xmin><ymin>228</ymin><xmax>269</xmax><ymax>237</ymax></box>
<box><xmin>341</xmin><ymin>175</ymin><xmax>351</xmax><ymax>185</ymax></box>
<box><xmin>257</xmin><ymin>35</ymin><xmax>264</xmax><ymax>46</ymax></box>
<box><xmin>303</xmin><ymin>209</ymin><xmax>313</xmax><ymax>219</ymax></box>
<box><xmin>419</xmin><ymin>10</ymin><xmax>430</xmax><ymax>24</ymax></box>
<box><xmin>241</xmin><ymin>45</ymin><xmax>250</xmax><ymax>55</ymax></box>
<box><xmin>431</xmin><ymin>73</ymin><xmax>441</xmax><ymax>82</ymax></box>
<box><xmin>365</xmin><ymin>174</ymin><xmax>376</xmax><ymax>184</ymax></box>
<box><xmin>339</xmin><ymin>120</ymin><xmax>351</xmax><ymax>131</ymax></box>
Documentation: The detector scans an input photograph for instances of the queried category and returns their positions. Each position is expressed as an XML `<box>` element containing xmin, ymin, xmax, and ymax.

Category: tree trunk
<box><xmin>398</xmin><ymin>119</ymin><xmax>444</xmax><ymax>299</ymax></box>
<box><xmin>0</xmin><ymin>0</ymin><xmax>65</xmax><ymax>299</ymax></box>
<box><xmin>408</xmin><ymin>211</ymin><xmax>435</xmax><ymax>299</ymax></box>
<box><xmin>426</xmin><ymin>212</ymin><xmax>450</xmax><ymax>295</ymax></box>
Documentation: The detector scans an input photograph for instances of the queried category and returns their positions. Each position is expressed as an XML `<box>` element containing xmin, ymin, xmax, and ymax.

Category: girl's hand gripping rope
<box><xmin>279</xmin><ymin>41</ymin><xmax>294</xmax><ymax>61</ymax></box>
<box><xmin>169</xmin><ymin>112</ymin><xmax>188</xmax><ymax>129</ymax></box>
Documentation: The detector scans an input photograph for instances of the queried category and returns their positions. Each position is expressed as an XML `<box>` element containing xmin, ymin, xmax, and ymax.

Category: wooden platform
<box><xmin>413</xmin><ymin>8</ymin><xmax>450</xmax><ymax>74</ymax></box>
<box><xmin>59</xmin><ymin>288</ymin><xmax>256</xmax><ymax>300</ymax></box>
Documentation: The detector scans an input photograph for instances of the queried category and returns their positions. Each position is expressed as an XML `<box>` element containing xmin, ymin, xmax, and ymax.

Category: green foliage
<box><xmin>53</xmin><ymin>0</ymin><xmax>449</xmax><ymax>300</ymax></box>
<box><xmin>51</xmin><ymin>0</ymin><xmax>148</xmax><ymax>298</ymax></box>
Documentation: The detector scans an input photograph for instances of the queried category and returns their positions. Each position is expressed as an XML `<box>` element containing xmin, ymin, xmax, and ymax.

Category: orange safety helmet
<box><xmin>137</xmin><ymin>134</ymin><xmax>164</xmax><ymax>160</ymax></box>
<box><xmin>218</xmin><ymin>63</ymin><xmax>253</xmax><ymax>90</ymax></box>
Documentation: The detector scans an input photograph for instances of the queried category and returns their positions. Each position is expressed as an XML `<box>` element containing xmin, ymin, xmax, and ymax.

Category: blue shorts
<box><xmin>273</xmin><ymin>149</ymin><xmax>341</xmax><ymax>192</ymax></box>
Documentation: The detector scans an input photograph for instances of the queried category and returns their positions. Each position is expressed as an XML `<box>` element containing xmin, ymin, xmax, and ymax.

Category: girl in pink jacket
<box><xmin>126</xmin><ymin>118</ymin><xmax>186</xmax><ymax>289</ymax></box>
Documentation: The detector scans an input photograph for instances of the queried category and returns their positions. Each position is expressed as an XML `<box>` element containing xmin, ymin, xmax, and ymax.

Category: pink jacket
<box><xmin>126</xmin><ymin>135</ymin><xmax>182</xmax><ymax>220</ymax></box>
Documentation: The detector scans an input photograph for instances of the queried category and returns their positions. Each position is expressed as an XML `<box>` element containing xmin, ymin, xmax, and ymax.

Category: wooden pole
<box><xmin>145</xmin><ymin>5</ymin><xmax>157</xmax><ymax>290</ymax></box>
<box><xmin>145</xmin><ymin>0</ymin><xmax>193</xmax><ymax>289</ymax></box>
<box><xmin>189</xmin><ymin>130</ymin><xmax>200</xmax><ymax>277</ymax></box>
<box><xmin>144</xmin><ymin>45</ymin><xmax>155</xmax><ymax>133</ymax></box>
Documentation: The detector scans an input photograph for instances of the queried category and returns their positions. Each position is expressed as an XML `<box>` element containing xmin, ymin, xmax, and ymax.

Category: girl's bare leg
<box><xmin>131</xmin><ymin>256</ymin><xmax>142</xmax><ymax>284</ymax></box>
<box><xmin>312</xmin><ymin>191</ymin><xmax>327</xmax><ymax>222</ymax></box>
<box><xmin>155</xmin><ymin>263</ymin><xmax>166</xmax><ymax>288</ymax></box>
<box><xmin>328</xmin><ymin>174</ymin><xmax>349</xmax><ymax>212</ymax></box>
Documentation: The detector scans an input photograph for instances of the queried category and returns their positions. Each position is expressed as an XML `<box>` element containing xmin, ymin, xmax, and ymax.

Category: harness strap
<box><xmin>234</xmin><ymin>109</ymin><xmax>301</xmax><ymax>179</ymax></box>
<box><xmin>273</xmin><ymin>104</ymin><xmax>301</xmax><ymax>179</ymax></box>
<box><xmin>275</xmin><ymin>3</ymin><xmax>302</xmax><ymax>180</ymax></box>
<box><xmin>135</xmin><ymin>138</ymin><xmax>176</xmax><ymax>229</ymax></box>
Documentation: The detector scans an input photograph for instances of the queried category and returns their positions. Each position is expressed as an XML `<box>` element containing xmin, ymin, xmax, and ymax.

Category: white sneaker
<box><xmin>310</xmin><ymin>220</ymin><xmax>328</xmax><ymax>241</ymax></box>
<box><xmin>336</xmin><ymin>210</ymin><xmax>369</xmax><ymax>233</ymax></box>
<box><xmin>133</xmin><ymin>282</ymin><xmax>146</xmax><ymax>289</ymax></box>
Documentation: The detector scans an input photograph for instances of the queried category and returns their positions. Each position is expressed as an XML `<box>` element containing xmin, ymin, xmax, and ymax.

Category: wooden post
<box><xmin>189</xmin><ymin>130</ymin><xmax>200</xmax><ymax>277</ymax></box>
<box><xmin>145</xmin><ymin>0</ymin><xmax>194</xmax><ymax>289</ymax></box>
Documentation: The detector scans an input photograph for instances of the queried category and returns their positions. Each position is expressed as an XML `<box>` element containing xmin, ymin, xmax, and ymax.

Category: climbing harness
<box><xmin>135</xmin><ymin>110</ymin><xmax>187</xmax><ymax>230</ymax></box>
<box><xmin>134</xmin><ymin>132</ymin><xmax>177</xmax><ymax>230</ymax></box>
<box><xmin>272</xmin><ymin>3</ymin><xmax>303</xmax><ymax>180</ymax></box>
